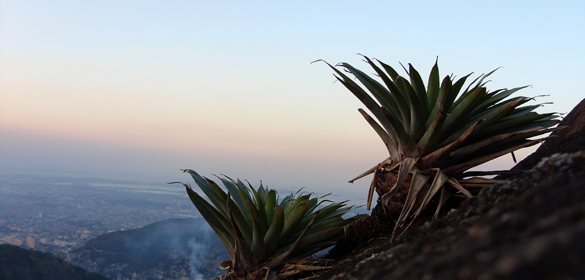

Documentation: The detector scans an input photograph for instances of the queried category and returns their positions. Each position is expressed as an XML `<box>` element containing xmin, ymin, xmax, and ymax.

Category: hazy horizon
<box><xmin>1</xmin><ymin>1</ymin><xmax>583</xmax><ymax>195</ymax></box>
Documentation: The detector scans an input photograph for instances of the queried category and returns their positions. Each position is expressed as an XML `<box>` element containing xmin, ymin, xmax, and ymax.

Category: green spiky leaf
<box><xmin>172</xmin><ymin>170</ymin><xmax>357</xmax><ymax>278</ymax></box>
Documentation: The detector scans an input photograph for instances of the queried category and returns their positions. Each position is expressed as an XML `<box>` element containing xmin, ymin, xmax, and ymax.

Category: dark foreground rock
<box><xmin>316</xmin><ymin>152</ymin><xmax>585</xmax><ymax>280</ymax></box>
<box><xmin>313</xmin><ymin>100</ymin><xmax>585</xmax><ymax>280</ymax></box>
<box><xmin>0</xmin><ymin>244</ymin><xmax>110</xmax><ymax>280</ymax></box>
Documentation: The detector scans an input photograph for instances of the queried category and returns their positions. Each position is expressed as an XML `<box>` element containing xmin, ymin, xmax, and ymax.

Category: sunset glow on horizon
<box><xmin>1</xmin><ymin>1</ymin><xmax>584</xmax><ymax>196</ymax></box>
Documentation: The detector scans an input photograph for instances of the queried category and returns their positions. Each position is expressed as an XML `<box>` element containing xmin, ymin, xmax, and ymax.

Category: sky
<box><xmin>1</xmin><ymin>1</ymin><xmax>584</xmax><ymax>198</ymax></box>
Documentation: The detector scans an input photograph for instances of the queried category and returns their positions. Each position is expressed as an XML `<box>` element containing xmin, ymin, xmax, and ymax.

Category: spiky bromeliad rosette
<box><xmin>321</xmin><ymin>55</ymin><xmax>560</xmax><ymax>232</ymax></box>
<box><xmin>170</xmin><ymin>169</ymin><xmax>357</xmax><ymax>280</ymax></box>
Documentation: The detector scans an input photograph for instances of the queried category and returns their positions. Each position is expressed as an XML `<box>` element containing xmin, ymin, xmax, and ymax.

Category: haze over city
<box><xmin>1</xmin><ymin>0</ymin><xmax>584</xmax><ymax>196</ymax></box>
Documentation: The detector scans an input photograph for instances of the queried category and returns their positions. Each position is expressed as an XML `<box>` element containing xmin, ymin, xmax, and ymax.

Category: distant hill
<box><xmin>0</xmin><ymin>244</ymin><xmax>110</xmax><ymax>280</ymax></box>
<box><xmin>71</xmin><ymin>218</ymin><xmax>228</xmax><ymax>279</ymax></box>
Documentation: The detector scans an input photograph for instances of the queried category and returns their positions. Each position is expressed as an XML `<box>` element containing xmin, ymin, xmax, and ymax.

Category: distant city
<box><xmin>0</xmin><ymin>173</ymin><xmax>199</xmax><ymax>279</ymax></box>
<box><xmin>0</xmin><ymin>172</ymin><xmax>368</xmax><ymax>280</ymax></box>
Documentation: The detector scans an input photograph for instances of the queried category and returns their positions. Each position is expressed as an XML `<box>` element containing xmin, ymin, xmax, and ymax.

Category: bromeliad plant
<box><xmin>170</xmin><ymin>169</ymin><xmax>357</xmax><ymax>280</ymax></box>
<box><xmin>320</xmin><ymin>55</ymin><xmax>560</xmax><ymax>231</ymax></box>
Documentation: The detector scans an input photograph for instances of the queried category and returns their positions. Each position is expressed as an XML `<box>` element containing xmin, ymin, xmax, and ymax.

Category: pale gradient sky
<box><xmin>1</xmin><ymin>1</ymin><xmax>584</xmax><ymax>196</ymax></box>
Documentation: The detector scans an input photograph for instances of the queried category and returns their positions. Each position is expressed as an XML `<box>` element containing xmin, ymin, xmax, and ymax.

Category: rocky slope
<box><xmin>312</xmin><ymin>99</ymin><xmax>585</xmax><ymax>280</ymax></box>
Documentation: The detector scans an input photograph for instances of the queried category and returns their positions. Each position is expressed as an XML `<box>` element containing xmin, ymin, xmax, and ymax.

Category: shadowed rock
<box><xmin>313</xmin><ymin>99</ymin><xmax>585</xmax><ymax>280</ymax></box>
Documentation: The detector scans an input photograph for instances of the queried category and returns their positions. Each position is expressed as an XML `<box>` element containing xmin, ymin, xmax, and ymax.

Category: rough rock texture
<box><xmin>311</xmin><ymin>100</ymin><xmax>585</xmax><ymax>280</ymax></box>
<box><xmin>317</xmin><ymin>152</ymin><xmax>585</xmax><ymax>280</ymax></box>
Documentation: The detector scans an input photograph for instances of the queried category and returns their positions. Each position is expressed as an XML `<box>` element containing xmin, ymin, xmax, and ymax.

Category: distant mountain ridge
<box><xmin>0</xmin><ymin>244</ymin><xmax>110</xmax><ymax>280</ymax></box>
<box><xmin>71</xmin><ymin>218</ymin><xmax>228</xmax><ymax>279</ymax></box>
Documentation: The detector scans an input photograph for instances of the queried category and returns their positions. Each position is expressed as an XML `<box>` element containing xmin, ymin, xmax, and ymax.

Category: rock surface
<box><xmin>312</xmin><ymin>99</ymin><xmax>585</xmax><ymax>280</ymax></box>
